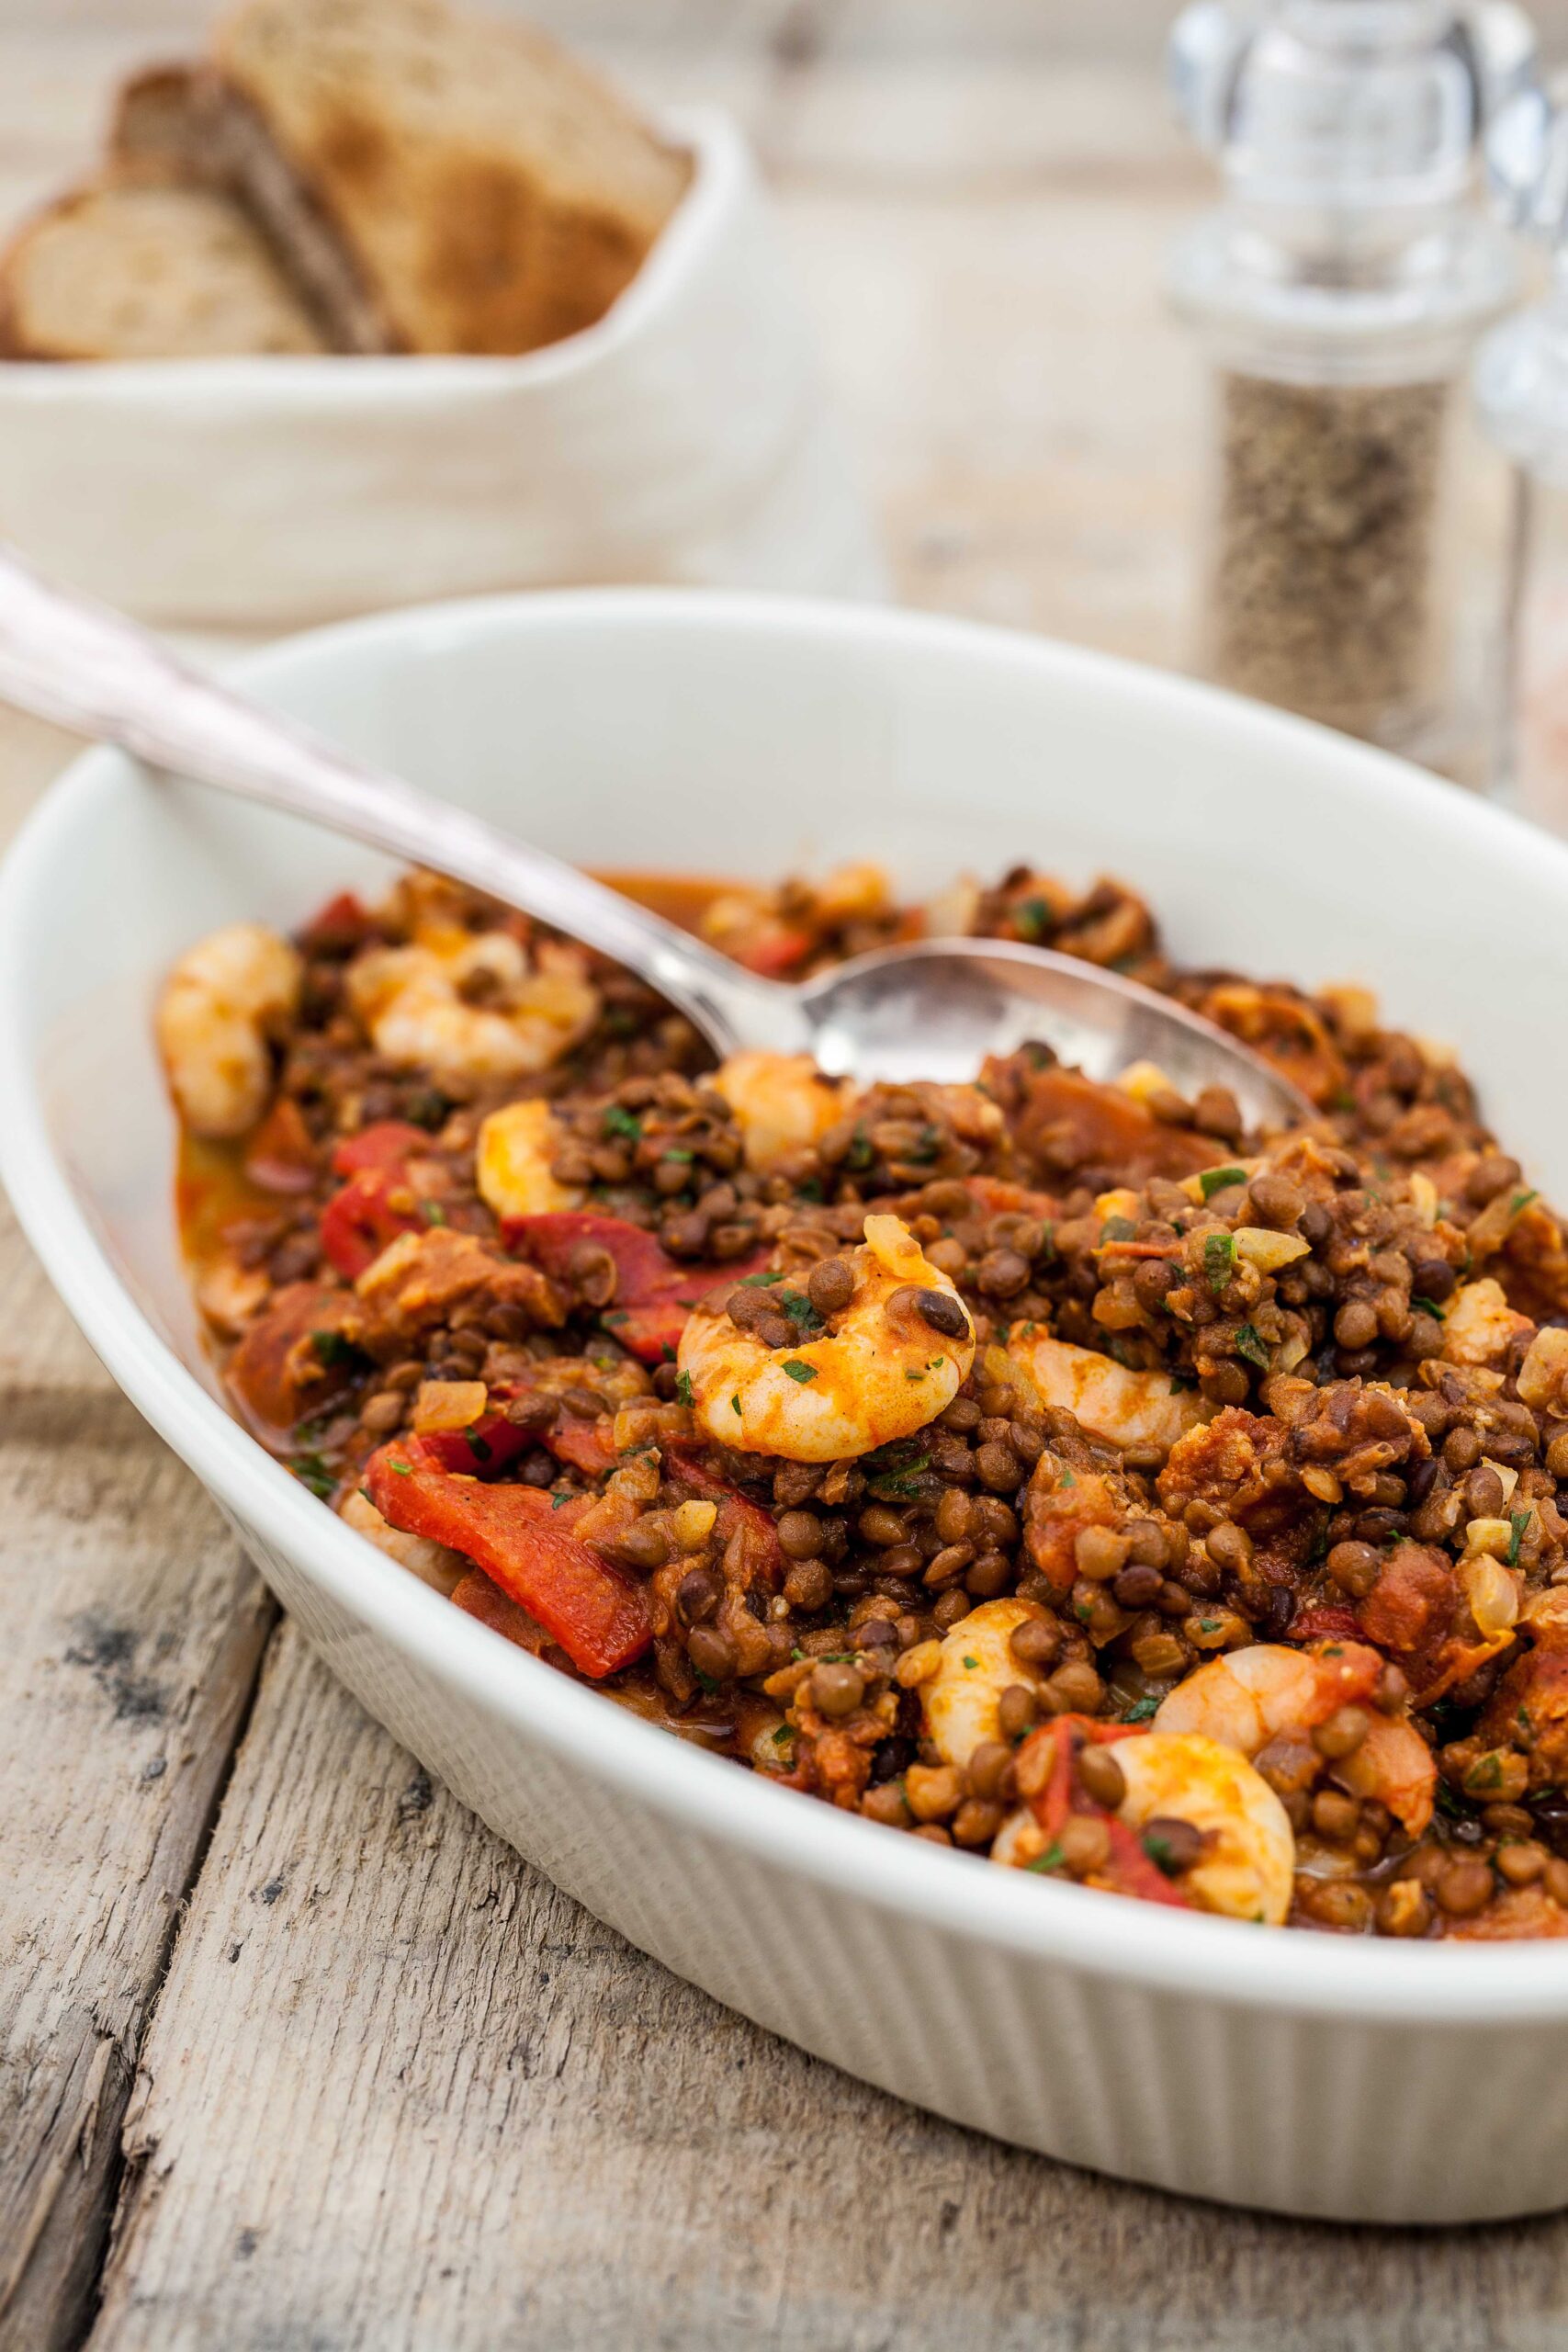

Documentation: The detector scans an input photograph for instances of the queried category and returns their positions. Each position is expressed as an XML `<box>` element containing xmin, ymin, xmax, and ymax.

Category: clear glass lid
<box><xmin>1478</xmin><ymin>78</ymin><xmax>1568</xmax><ymax>481</ymax></box>
<box><xmin>1168</xmin><ymin>0</ymin><xmax>1531</xmax><ymax>373</ymax></box>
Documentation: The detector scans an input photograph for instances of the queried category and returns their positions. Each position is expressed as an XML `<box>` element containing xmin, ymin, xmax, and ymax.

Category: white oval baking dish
<box><xmin>4</xmin><ymin>590</ymin><xmax>1568</xmax><ymax>2227</ymax></box>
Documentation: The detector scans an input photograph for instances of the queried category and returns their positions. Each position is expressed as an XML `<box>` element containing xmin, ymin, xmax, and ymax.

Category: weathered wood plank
<box><xmin>0</xmin><ymin>1200</ymin><xmax>275</xmax><ymax>2352</ymax></box>
<box><xmin>78</xmin><ymin>1622</ymin><xmax>1568</xmax><ymax>2352</ymax></box>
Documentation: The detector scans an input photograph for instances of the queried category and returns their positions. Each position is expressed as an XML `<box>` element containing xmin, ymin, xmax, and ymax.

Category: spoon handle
<box><xmin>0</xmin><ymin>546</ymin><xmax>802</xmax><ymax>1057</ymax></box>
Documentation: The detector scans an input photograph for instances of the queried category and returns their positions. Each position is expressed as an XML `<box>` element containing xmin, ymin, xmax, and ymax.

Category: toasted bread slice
<box><xmin>0</xmin><ymin>179</ymin><xmax>327</xmax><ymax>360</ymax></box>
<box><xmin>110</xmin><ymin>64</ymin><xmax>217</xmax><ymax>183</ymax></box>
<box><xmin>206</xmin><ymin>0</ymin><xmax>692</xmax><ymax>356</ymax></box>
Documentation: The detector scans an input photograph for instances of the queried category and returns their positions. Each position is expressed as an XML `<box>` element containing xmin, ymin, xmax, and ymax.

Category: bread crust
<box><xmin>0</xmin><ymin>178</ymin><xmax>327</xmax><ymax>360</ymax></box>
<box><xmin>209</xmin><ymin>0</ymin><xmax>691</xmax><ymax>356</ymax></box>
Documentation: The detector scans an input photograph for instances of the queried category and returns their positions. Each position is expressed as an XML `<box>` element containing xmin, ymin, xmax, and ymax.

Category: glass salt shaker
<box><xmin>1477</xmin><ymin>81</ymin><xmax>1568</xmax><ymax>826</ymax></box>
<box><xmin>1167</xmin><ymin>0</ymin><xmax>1532</xmax><ymax>775</ymax></box>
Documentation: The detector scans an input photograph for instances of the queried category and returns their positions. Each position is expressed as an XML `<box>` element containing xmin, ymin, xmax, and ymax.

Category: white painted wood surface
<box><xmin>4</xmin><ymin>6</ymin><xmax>1568</xmax><ymax>2346</ymax></box>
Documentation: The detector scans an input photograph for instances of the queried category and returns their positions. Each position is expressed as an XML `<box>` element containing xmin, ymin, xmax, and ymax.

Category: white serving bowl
<box><xmin>0</xmin><ymin>115</ymin><xmax>883</xmax><ymax>628</ymax></box>
<box><xmin>5</xmin><ymin>591</ymin><xmax>1568</xmax><ymax>2226</ymax></box>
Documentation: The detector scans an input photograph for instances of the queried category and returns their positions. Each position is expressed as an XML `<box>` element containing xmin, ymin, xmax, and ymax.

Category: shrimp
<box><xmin>991</xmin><ymin>1732</ymin><xmax>1294</xmax><ymax>1924</ymax></box>
<box><xmin>1155</xmin><ymin>1642</ymin><xmax>1435</xmax><ymax>1835</ymax></box>
<box><xmin>340</xmin><ymin>1487</ymin><xmax>466</xmax><ymax>1596</ymax></box>
<box><xmin>475</xmin><ymin>1098</ymin><xmax>582</xmax><ymax>1218</ymax></box>
<box><xmin>156</xmin><ymin>921</ymin><xmax>302</xmax><ymax>1138</ymax></box>
<box><xmin>1441</xmin><ymin>1278</ymin><xmax>1534</xmax><ymax>1372</ymax></box>
<box><xmin>677</xmin><ymin>1212</ymin><xmax>976</xmax><ymax>1461</ymax></box>
<box><xmin>921</xmin><ymin>1598</ymin><xmax>1055</xmax><ymax>1769</ymax></box>
<box><xmin>1008</xmin><ymin>1329</ymin><xmax>1208</xmax><ymax>1453</ymax></box>
<box><xmin>712</xmin><ymin>1052</ymin><xmax>848</xmax><ymax>1171</ymax></box>
<box><xmin>346</xmin><ymin>931</ymin><xmax>597</xmax><ymax>1088</ymax></box>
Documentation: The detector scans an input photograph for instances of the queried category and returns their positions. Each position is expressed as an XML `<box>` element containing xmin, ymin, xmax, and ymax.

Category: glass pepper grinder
<box><xmin>1167</xmin><ymin>0</ymin><xmax>1533</xmax><ymax>775</ymax></box>
<box><xmin>1477</xmin><ymin>80</ymin><xmax>1568</xmax><ymax>827</ymax></box>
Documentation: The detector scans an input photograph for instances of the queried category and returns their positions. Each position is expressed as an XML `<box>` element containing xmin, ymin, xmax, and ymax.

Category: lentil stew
<box><xmin>158</xmin><ymin>856</ymin><xmax>1568</xmax><ymax>1938</ymax></box>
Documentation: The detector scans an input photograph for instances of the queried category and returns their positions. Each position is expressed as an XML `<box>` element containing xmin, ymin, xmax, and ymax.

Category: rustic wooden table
<box><xmin>6</xmin><ymin>6</ymin><xmax>1568</xmax><ymax>2346</ymax></box>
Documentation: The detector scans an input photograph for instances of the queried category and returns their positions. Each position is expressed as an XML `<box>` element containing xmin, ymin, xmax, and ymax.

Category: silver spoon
<box><xmin>0</xmin><ymin>548</ymin><xmax>1308</xmax><ymax>1127</ymax></box>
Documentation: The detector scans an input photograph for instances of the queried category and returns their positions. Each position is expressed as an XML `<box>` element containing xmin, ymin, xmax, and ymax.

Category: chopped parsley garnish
<box><xmin>464</xmin><ymin>1428</ymin><xmax>492</xmax><ymax>1462</ymax></box>
<box><xmin>962</xmin><ymin>1656</ymin><xmax>979</xmax><ymax>1670</ymax></box>
<box><xmin>1100</xmin><ymin>1216</ymin><xmax>1138</xmax><ymax>1244</ymax></box>
<box><xmin>550</xmin><ymin>1490</ymin><xmax>573</xmax><ymax>1510</ymax></box>
<box><xmin>1143</xmin><ymin>1829</ymin><xmax>1184</xmax><ymax>1877</ymax></box>
<box><xmin>1203</xmin><ymin>1231</ymin><xmax>1235</xmax><ymax>1294</ymax></box>
<box><xmin>1058</xmin><ymin>1467</ymin><xmax>1077</xmax><ymax>1487</ymax></box>
<box><xmin>674</xmin><ymin>1371</ymin><xmax>694</xmax><ymax>1408</ymax></box>
<box><xmin>738</xmin><ymin>1271</ymin><xmax>784</xmax><ymax>1288</ymax></box>
<box><xmin>310</xmin><ymin>1329</ymin><xmax>359</xmax><ymax>1368</ymax></box>
<box><xmin>731</xmin><ymin>1394</ymin><xmax>742</xmax><ymax>1417</ymax></box>
<box><xmin>1412</xmin><ymin>1295</ymin><xmax>1447</xmax><ymax>1321</ymax></box>
<box><xmin>781</xmin><ymin>1361</ymin><xmax>818</xmax><ymax>1384</ymax></box>
<box><xmin>905</xmin><ymin>1368</ymin><xmax>925</xmax><ymax>1382</ymax></box>
<box><xmin>421</xmin><ymin>1199</ymin><xmax>447</xmax><ymax>1226</ymax></box>
<box><xmin>661</xmin><ymin>1146</ymin><xmax>694</xmax><ymax>1164</ymax></box>
<box><xmin>404</xmin><ymin>1088</ymin><xmax>447</xmax><ymax>1130</ymax></box>
<box><xmin>388</xmin><ymin>1460</ymin><xmax>412</xmax><ymax>1478</ymax></box>
<box><xmin>1511</xmin><ymin>1189</ymin><xmax>1539</xmax><ymax>1216</ymax></box>
<box><xmin>603</xmin><ymin>1106</ymin><xmax>643</xmax><ymax>1141</ymax></box>
<box><xmin>1024</xmin><ymin>1842</ymin><xmax>1066</xmax><ymax>1874</ymax></box>
<box><xmin>1199</xmin><ymin>1164</ymin><xmax>1247</xmax><ymax>1201</ymax></box>
<box><xmin>601</xmin><ymin>1310</ymin><xmax>629</xmax><ymax>1327</ymax></box>
<box><xmin>1198</xmin><ymin>1617</ymin><xmax>1222</xmax><ymax>1633</ymax></box>
<box><xmin>1508</xmin><ymin>1510</ymin><xmax>1530</xmax><ymax>1567</ymax></box>
<box><xmin>288</xmin><ymin>1452</ymin><xmax>336</xmax><ymax>1498</ymax></box>
<box><xmin>776</xmin><ymin>1288</ymin><xmax>826</xmax><ymax>1336</ymax></box>
<box><xmin>1168</xmin><ymin>1370</ymin><xmax>1198</xmax><ymax>1393</ymax></box>
<box><xmin>1235</xmin><ymin>1323</ymin><xmax>1269</xmax><ymax>1371</ymax></box>
<box><xmin>845</xmin><ymin>1124</ymin><xmax>874</xmax><ymax>1173</ymax></box>
<box><xmin>1015</xmin><ymin>896</ymin><xmax>1054</xmax><ymax>943</ymax></box>
<box><xmin>772</xmin><ymin>1725</ymin><xmax>795</xmax><ymax>1748</ymax></box>
<box><xmin>1121</xmin><ymin>1696</ymin><xmax>1160</xmax><ymax>1723</ymax></box>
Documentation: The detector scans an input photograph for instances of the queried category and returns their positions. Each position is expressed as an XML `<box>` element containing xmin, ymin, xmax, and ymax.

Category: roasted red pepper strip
<box><xmin>367</xmin><ymin>1437</ymin><xmax>651</xmax><ymax>1678</ymax></box>
<box><xmin>1021</xmin><ymin>1717</ymin><xmax>1193</xmax><ymax>1911</ymax></box>
<box><xmin>503</xmin><ymin>1212</ymin><xmax>772</xmax><ymax>1366</ymax></box>
<box><xmin>420</xmin><ymin>1410</ymin><xmax>533</xmax><ymax>1478</ymax></box>
<box><xmin>319</xmin><ymin>1168</ymin><xmax>424</xmax><ymax>1280</ymax></box>
<box><xmin>330</xmin><ymin>1120</ymin><xmax>433</xmax><ymax>1178</ymax></box>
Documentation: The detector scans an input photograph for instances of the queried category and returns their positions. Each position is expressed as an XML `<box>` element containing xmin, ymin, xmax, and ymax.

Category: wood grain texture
<box><xmin>0</xmin><ymin>1192</ymin><xmax>274</xmax><ymax>2352</ymax></box>
<box><xmin>0</xmin><ymin>7</ymin><xmax>1564</xmax><ymax>2347</ymax></box>
<box><xmin>75</xmin><ymin>1624</ymin><xmax>1568</xmax><ymax>2352</ymax></box>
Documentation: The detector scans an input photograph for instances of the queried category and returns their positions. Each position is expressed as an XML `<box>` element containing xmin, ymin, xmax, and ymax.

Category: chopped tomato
<box><xmin>299</xmin><ymin>889</ymin><xmax>372</xmax><ymax>954</ymax></box>
<box><xmin>1019</xmin><ymin>1716</ymin><xmax>1193</xmax><ymax>1910</ymax></box>
<box><xmin>330</xmin><ymin>1121</ymin><xmax>433</xmax><ymax>1178</ymax></box>
<box><xmin>663</xmin><ymin>1443</ymin><xmax>784</xmax><ymax>1586</ymax></box>
<box><xmin>1289</xmin><ymin>1606</ymin><xmax>1361</xmax><ymax>1645</ymax></box>
<box><xmin>226</xmin><ymin>1281</ymin><xmax>360</xmax><ymax>1442</ymax></box>
<box><xmin>503</xmin><ymin>1212</ymin><xmax>772</xmax><ymax>1366</ymax></box>
<box><xmin>243</xmin><ymin>1097</ymin><xmax>320</xmax><ymax>1194</ymax></box>
<box><xmin>738</xmin><ymin>923</ymin><xmax>814</xmax><ymax>978</ymax></box>
<box><xmin>451</xmin><ymin>1570</ymin><xmax>581</xmax><ymax>1668</ymax></box>
<box><xmin>367</xmin><ymin>1437</ymin><xmax>651</xmax><ymax>1677</ymax></box>
<box><xmin>547</xmin><ymin>1416</ymin><xmax>620</xmax><ymax>1478</ymax></box>
<box><xmin>999</xmin><ymin>1064</ymin><xmax>1218</xmax><ymax>1184</ymax></box>
<box><xmin>319</xmin><ymin>1168</ymin><xmax>424</xmax><ymax>1280</ymax></box>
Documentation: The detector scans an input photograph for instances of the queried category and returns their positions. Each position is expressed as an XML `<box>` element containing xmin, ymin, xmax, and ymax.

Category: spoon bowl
<box><xmin>0</xmin><ymin>547</ymin><xmax>1309</xmax><ymax>1125</ymax></box>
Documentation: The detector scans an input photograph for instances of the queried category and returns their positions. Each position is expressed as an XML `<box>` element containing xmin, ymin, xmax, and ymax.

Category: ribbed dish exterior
<box><xmin>241</xmin><ymin>1513</ymin><xmax>1568</xmax><ymax>2226</ymax></box>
